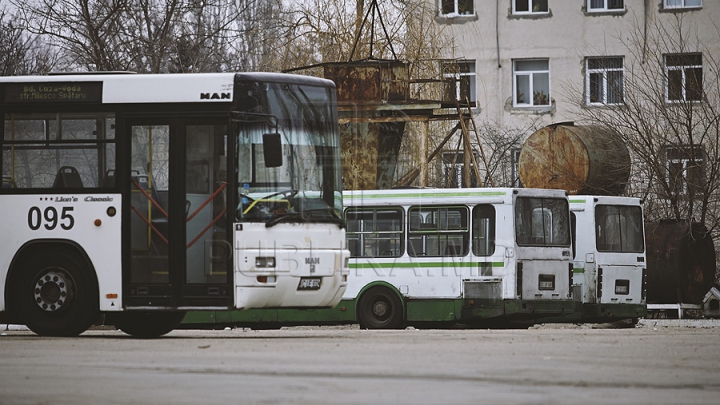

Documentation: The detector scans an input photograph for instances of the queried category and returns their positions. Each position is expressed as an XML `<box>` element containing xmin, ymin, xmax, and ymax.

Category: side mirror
<box><xmin>263</xmin><ymin>133</ymin><xmax>283</xmax><ymax>168</ymax></box>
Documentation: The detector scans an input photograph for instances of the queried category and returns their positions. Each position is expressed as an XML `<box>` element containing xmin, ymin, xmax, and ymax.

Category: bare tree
<box><xmin>0</xmin><ymin>6</ymin><xmax>57</xmax><ymax>75</ymax></box>
<box><xmin>11</xmin><ymin>0</ymin><xmax>285</xmax><ymax>73</ymax></box>
<box><xmin>565</xmin><ymin>14</ymin><xmax>720</xmax><ymax>243</ymax></box>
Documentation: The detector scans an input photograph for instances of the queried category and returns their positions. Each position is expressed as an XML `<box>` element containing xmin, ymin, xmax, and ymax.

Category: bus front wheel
<box><xmin>357</xmin><ymin>286</ymin><xmax>404</xmax><ymax>329</ymax></box>
<box><xmin>113</xmin><ymin>311</ymin><xmax>187</xmax><ymax>338</ymax></box>
<box><xmin>11</xmin><ymin>251</ymin><xmax>98</xmax><ymax>337</ymax></box>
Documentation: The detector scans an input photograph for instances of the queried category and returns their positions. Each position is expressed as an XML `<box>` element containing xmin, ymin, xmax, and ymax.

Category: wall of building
<box><xmin>434</xmin><ymin>0</ymin><xmax>719</xmax><ymax>131</ymax></box>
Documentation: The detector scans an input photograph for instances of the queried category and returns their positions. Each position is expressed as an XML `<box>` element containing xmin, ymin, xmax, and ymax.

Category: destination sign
<box><xmin>2</xmin><ymin>82</ymin><xmax>103</xmax><ymax>104</ymax></box>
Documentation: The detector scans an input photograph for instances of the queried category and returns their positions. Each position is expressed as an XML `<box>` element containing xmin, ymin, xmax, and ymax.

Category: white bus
<box><xmin>183</xmin><ymin>187</ymin><xmax>576</xmax><ymax>328</ymax></box>
<box><xmin>566</xmin><ymin>196</ymin><xmax>647</xmax><ymax>322</ymax></box>
<box><xmin>0</xmin><ymin>72</ymin><xmax>349</xmax><ymax>337</ymax></box>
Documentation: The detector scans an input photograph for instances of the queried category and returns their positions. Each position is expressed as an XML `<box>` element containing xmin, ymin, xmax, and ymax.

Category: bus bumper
<box><xmin>235</xmin><ymin>272</ymin><xmax>347</xmax><ymax>309</ymax></box>
<box><xmin>580</xmin><ymin>303</ymin><xmax>647</xmax><ymax>322</ymax></box>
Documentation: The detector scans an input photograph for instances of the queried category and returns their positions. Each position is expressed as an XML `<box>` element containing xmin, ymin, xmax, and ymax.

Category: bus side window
<box><xmin>472</xmin><ymin>204</ymin><xmax>495</xmax><ymax>256</ymax></box>
<box><xmin>409</xmin><ymin>206</ymin><xmax>468</xmax><ymax>257</ymax></box>
<box><xmin>570</xmin><ymin>212</ymin><xmax>577</xmax><ymax>259</ymax></box>
<box><xmin>345</xmin><ymin>207</ymin><xmax>403</xmax><ymax>258</ymax></box>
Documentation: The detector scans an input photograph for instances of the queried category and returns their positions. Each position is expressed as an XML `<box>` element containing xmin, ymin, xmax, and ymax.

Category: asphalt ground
<box><xmin>1</xmin><ymin>320</ymin><xmax>719</xmax><ymax>405</ymax></box>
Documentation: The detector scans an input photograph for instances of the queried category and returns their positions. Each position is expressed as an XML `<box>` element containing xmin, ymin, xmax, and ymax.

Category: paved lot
<box><xmin>1</xmin><ymin>320</ymin><xmax>719</xmax><ymax>405</ymax></box>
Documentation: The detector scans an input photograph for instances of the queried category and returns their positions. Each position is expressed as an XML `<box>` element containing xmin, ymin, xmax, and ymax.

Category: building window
<box><xmin>511</xmin><ymin>148</ymin><xmax>523</xmax><ymax>187</ymax></box>
<box><xmin>440</xmin><ymin>0</ymin><xmax>475</xmax><ymax>16</ymax></box>
<box><xmin>666</xmin><ymin>146</ymin><xmax>706</xmax><ymax>197</ymax></box>
<box><xmin>513</xmin><ymin>0</ymin><xmax>548</xmax><ymax>14</ymax></box>
<box><xmin>442</xmin><ymin>60</ymin><xmax>476</xmax><ymax>103</ymax></box>
<box><xmin>586</xmin><ymin>57</ymin><xmax>624</xmax><ymax>105</ymax></box>
<box><xmin>665</xmin><ymin>53</ymin><xmax>702</xmax><ymax>102</ymax></box>
<box><xmin>442</xmin><ymin>152</ymin><xmax>478</xmax><ymax>188</ymax></box>
<box><xmin>664</xmin><ymin>0</ymin><xmax>702</xmax><ymax>9</ymax></box>
<box><xmin>588</xmin><ymin>0</ymin><xmax>624</xmax><ymax>11</ymax></box>
<box><xmin>513</xmin><ymin>59</ymin><xmax>550</xmax><ymax>107</ymax></box>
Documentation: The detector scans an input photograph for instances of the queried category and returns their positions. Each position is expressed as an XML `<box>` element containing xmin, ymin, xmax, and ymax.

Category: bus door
<box><xmin>124</xmin><ymin>118</ymin><xmax>232</xmax><ymax>308</ymax></box>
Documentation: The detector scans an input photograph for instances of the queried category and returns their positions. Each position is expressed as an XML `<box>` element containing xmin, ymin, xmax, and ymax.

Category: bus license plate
<box><xmin>297</xmin><ymin>277</ymin><xmax>322</xmax><ymax>291</ymax></box>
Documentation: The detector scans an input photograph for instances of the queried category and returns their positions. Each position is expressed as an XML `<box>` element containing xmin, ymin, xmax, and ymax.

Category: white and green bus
<box><xmin>565</xmin><ymin>196</ymin><xmax>647</xmax><ymax>322</ymax></box>
<box><xmin>184</xmin><ymin>187</ymin><xmax>576</xmax><ymax>328</ymax></box>
<box><xmin>0</xmin><ymin>72</ymin><xmax>349</xmax><ymax>337</ymax></box>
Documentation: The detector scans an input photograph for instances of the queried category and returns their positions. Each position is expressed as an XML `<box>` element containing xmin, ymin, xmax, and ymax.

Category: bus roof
<box><xmin>0</xmin><ymin>72</ymin><xmax>335</xmax><ymax>105</ymax></box>
<box><xmin>343</xmin><ymin>188</ymin><xmax>569</xmax><ymax>206</ymax></box>
<box><xmin>569</xmin><ymin>195</ymin><xmax>642</xmax><ymax>208</ymax></box>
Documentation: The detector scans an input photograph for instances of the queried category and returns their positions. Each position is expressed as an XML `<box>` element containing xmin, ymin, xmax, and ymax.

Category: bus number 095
<box><xmin>28</xmin><ymin>206</ymin><xmax>75</xmax><ymax>230</ymax></box>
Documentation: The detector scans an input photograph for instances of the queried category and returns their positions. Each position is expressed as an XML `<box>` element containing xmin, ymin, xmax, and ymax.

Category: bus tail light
<box><xmin>597</xmin><ymin>267</ymin><xmax>603</xmax><ymax>298</ymax></box>
<box><xmin>516</xmin><ymin>262</ymin><xmax>523</xmax><ymax>299</ymax></box>
<box><xmin>642</xmin><ymin>268</ymin><xmax>647</xmax><ymax>300</ymax></box>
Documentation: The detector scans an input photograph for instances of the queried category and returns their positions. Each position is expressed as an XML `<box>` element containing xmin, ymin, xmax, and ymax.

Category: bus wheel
<box><xmin>114</xmin><ymin>312</ymin><xmax>187</xmax><ymax>339</ymax></box>
<box><xmin>357</xmin><ymin>286</ymin><xmax>404</xmax><ymax>329</ymax></box>
<box><xmin>11</xmin><ymin>252</ymin><xmax>98</xmax><ymax>337</ymax></box>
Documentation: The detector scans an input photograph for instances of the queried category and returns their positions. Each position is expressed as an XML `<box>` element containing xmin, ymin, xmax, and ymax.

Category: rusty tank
<box><xmin>645</xmin><ymin>221</ymin><xmax>717</xmax><ymax>305</ymax></box>
<box><xmin>518</xmin><ymin>123</ymin><xmax>630</xmax><ymax>195</ymax></box>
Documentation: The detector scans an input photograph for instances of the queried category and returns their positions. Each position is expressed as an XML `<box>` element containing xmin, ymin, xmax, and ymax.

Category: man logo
<box><xmin>305</xmin><ymin>257</ymin><xmax>319</xmax><ymax>273</ymax></box>
<box><xmin>200</xmin><ymin>92</ymin><xmax>231</xmax><ymax>100</ymax></box>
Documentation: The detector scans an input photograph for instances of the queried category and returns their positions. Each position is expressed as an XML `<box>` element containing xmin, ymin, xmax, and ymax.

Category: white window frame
<box><xmin>586</xmin><ymin>57</ymin><xmax>624</xmax><ymax>106</ymax></box>
<box><xmin>513</xmin><ymin>0</ymin><xmax>549</xmax><ymax>14</ymax></box>
<box><xmin>664</xmin><ymin>53</ymin><xmax>703</xmax><ymax>103</ymax></box>
<box><xmin>439</xmin><ymin>0</ymin><xmax>476</xmax><ymax>17</ymax></box>
<box><xmin>664</xmin><ymin>0</ymin><xmax>702</xmax><ymax>9</ymax></box>
<box><xmin>442</xmin><ymin>60</ymin><xmax>476</xmax><ymax>103</ymax></box>
<box><xmin>587</xmin><ymin>0</ymin><xmax>625</xmax><ymax>12</ymax></box>
<box><xmin>513</xmin><ymin>59</ymin><xmax>550</xmax><ymax>108</ymax></box>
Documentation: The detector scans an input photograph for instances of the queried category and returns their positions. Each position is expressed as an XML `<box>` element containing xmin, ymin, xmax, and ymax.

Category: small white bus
<box><xmin>566</xmin><ymin>196</ymin><xmax>647</xmax><ymax>322</ymax></box>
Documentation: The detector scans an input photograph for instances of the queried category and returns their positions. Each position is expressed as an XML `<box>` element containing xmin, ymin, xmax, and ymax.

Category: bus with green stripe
<box><xmin>565</xmin><ymin>196</ymin><xmax>647</xmax><ymax>322</ymax></box>
<box><xmin>183</xmin><ymin>187</ymin><xmax>576</xmax><ymax>328</ymax></box>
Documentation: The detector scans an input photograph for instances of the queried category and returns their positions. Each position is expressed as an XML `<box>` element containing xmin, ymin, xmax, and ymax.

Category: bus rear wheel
<box><xmin>357</xmin><ymin>286</ymin><xmax>404</xmax><ymax>329</ymax></box>
<box><xmin>11</xmin><ymin>251</ymin><xmax>98</xmax><ymax>337</ymax></box>
<box><xmin>113</xmin><ymin>311</ymin><xmax>187</xmax><ymax>338</ymax></box>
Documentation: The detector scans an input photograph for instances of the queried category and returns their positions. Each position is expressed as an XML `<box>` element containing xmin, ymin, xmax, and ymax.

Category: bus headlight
<box><xmin>255</xmin><ymin>257</ymin><xmax>276</xmax><ymax>268</ymax></box>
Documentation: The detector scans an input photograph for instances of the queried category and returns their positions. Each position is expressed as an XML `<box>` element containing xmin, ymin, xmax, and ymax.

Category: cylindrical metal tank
<box><xmin>645</xmin><ymin>221</ymin><xmax>717</xmax><ymax>304</ymax></box>
<box><xmin>518</xmin><ymin>123</ymin><xmax>630</xmax><ymax>195</ymax></box>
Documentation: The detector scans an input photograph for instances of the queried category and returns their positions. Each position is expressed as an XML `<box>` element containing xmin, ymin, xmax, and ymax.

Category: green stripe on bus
<box><xmin>573</xmin><ymin>268</ymin><xmax>585</xmax><ymax>273</ymax></box>
<box><xmin>569</xmin><ymin>199</ymin><xmax>586</xmax><ymax>204</ymax></box>
<box><xmin>345</xmin><ymin>191</ymin><xmax>507</xmax><ymax>200</ymax></box>
<box><xmin>349</xmin><ymin>261</ymin><xmax>504</xmax><ymax>269</ymax></box>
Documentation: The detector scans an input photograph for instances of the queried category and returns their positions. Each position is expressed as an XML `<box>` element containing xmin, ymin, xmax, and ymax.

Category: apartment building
<box><xmin>435</xmin><ymin>0</ymin><xmax>716</xmax><ymax>127</ymax></box>
<box><xmin>424</xmin><ymin>0</ymin><xmax>719</xmax><ymax>195</ymax></box>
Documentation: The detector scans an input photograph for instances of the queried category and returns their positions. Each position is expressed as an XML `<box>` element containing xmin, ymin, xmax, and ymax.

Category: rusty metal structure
<box><xmin>518</xmin><ymin>123</ymin><xmax>630</xmax><ymax>195</ymax></box>
<box><xmin>286</xmin><ymin>0</ymin><xmax>490</xmax><ymax>190</ymax></box>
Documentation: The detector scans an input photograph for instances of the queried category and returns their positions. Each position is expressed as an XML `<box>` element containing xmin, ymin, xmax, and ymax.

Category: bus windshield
<box><xmin>595</xmin><ymin>205</ymin><xmax>644</xmax><ymax>253</ymax></box>
<box><xmin>515</xmin><ymin>197</ymin><xmax>570</xmax><ymax>247</ymax></box>
<box><xmin>235</xmin><ymin>80</ymin><xmax>343</xmax><ymax>226</ymax></box>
